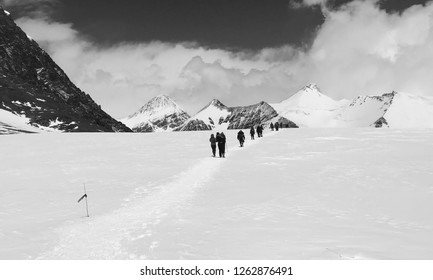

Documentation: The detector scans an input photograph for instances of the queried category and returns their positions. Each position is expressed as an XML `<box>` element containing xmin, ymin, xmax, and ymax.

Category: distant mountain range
<box><xmin>0</xmin><ymin>7</ymin><xmax>131</xmax><ymax>134</ymax></box>
<box><xmin>122</xmin><ymin>83</ymin><xmax>433</xmax><ymax>132</ymax></box>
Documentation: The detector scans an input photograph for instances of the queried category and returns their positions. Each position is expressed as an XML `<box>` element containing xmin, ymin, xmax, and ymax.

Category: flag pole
<box><xmin>84</xmin><ymin>183</ymin><xmax>89</xmax><ymax>217</ymax></box>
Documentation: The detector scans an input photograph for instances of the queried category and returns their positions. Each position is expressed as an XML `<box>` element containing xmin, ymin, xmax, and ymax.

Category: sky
<box><xmin>2</xmin><ymin>0</ymin><xmax>433</xmax><ymax>118</ymax></box>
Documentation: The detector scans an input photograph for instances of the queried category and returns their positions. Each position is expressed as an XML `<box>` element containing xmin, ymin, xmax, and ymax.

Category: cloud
<box><xmin>12</xmin><ymin>0</ymin><xmax>433</xmax><ymax>118</ymax></box>
<box><xmin>289</xmin><ymin>0</ymin><xmax>330</xmax><ymax>9</ymax></box>
<box><xmin>298</xmin><ymin>0</ymin><xmax>433</xmax><ymax>99</ymax></box>
<box><xmin>15</xmin><ymin>16</ymin><xmax>285</xmax><ymax>117</ymax></box>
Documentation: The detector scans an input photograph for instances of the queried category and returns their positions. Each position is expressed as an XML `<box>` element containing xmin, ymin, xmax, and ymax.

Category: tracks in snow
<box><xmin>38</xmin><ymin>133</ymin><xmax>271</xmax><ymax>259</ymax></box>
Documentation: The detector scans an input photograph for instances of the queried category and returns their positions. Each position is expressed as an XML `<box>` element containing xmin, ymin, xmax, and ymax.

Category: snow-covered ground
<box><xmin>1</xmin><ymin>129</ymin><xmax>433</xmax><ymax>259</ymax></box>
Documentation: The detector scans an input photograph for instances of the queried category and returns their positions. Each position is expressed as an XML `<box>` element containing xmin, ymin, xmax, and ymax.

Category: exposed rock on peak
<box><xmin>225</xmin><ymin>101</ymin><xmax>278</xmax><ymax>129</ymax></box>
<box><xmin>176</xmin><ymin>100</ymin><xmax>296</xmax><ymax>131</ymax></box>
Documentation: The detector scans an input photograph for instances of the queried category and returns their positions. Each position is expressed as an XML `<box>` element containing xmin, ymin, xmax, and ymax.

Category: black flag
<box><xmin>77</xmin><ymin>194</ymin><xmax>87</xmax><ymax>203</ymax></box>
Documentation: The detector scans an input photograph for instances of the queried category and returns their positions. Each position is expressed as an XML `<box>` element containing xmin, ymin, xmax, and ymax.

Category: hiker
<box><xmin>250</xmin><ymin>127</ymin><xmax>255</xmax><ymax>140</ymax></box>
<box><xmin>209</xmin><ymin>134</ymin><xmax>217</xmax><ymax>157</ymax></box>
<box><xmin>216</xmin><ymin>132</ymin><xmax>226</xmax><ymax>157</ymax></box>
<box><xmin>270</xmin><ymin>122</ymin><xmax>274</xmax><ymax>131</ymax></box>
<box><xmin>275</xmin><ymin>122</ymin><xmax>279</xmax><ymax>131</ymax></box>
<box><xmin>216</xmin><ymin>132</ymin><xmax>222</xmax><ymax>157</ymax></box>
<box><xmin>257</xmin><ymin>124</ymin><xmax>263</xmax><ymax>137</ymax></box>
<box><xmin>237</xmin><ymin>130</ymin><xmax>245</xmax><ymax>147</ymax></box>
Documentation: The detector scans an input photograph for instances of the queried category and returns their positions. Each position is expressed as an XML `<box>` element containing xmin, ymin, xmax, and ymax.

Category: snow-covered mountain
<box><xmin>175</xmin><ymin>100</ymin><xmax>284</xmax><ymax>131</ymax></box>
<box><xmin>373</xmin><ymin>92</ymin><xmax>433</xmax><ymax>128</ymax></box>
<box><xmin>271</xmin><ymin>84</ymin><xmax>348</xmax><ymax>127</ymax></box>
<box><xmin>336</xmin><ymin>93</ymin><xmax>394</xmax><ymax>127</ymax></box>
<box><xmin>271</xmin><ymin>84</ymin><xmax>433</xmax><ymax>128</ymax></box>
<box><xmin>0</xmin><ymin>8</ymin><xmax>130</xmax><ymax>133</ymax></box>
<box><xmin>334</xmin><ymin>91</ymin><xmax>433</xmax><ymax>128</ymax></box>
<box><xmin>120</xmin><ymin>95</ymin><xmax>190</xmax><ymax>132</ymax></box>
<box><xmin>175</xmin><ymin>99</ymin><xmax>231</xmax><ymax>131</ymax></box>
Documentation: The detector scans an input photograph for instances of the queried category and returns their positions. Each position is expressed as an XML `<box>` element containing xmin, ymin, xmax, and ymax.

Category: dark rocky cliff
<box><xmin>0</xmin><ymin>8</ymin><xmax>131</xmax><ymax>132</ymax></box>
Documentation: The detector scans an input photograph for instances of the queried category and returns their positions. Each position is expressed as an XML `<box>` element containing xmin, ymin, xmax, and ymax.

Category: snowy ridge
<box><xmin>272</xmin><ymin>85</ymin><xmax>433</xmax><ymax>128</ymax></box>
<box><xmin>120</xmin><ymin>95</ymin><xmax>190</xmax><ymax>132</ymax></box>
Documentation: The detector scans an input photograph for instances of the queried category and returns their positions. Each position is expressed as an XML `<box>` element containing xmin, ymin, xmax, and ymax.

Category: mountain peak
<box><xmin>302</xmin><ymin>83</ymin><xmax>320</xmax><ymax>92</ymax></box>
<box><xmin>128</xmin><ymin>95</ymin><xmax>182</xmax><ymax>117</ymax></box>
<box><xmin>121</xmin><ymin>95</ymin><xmax>189</xmax><ymax>132</ymax></box>
<box><xmin>298</xmin><ymin>83</ymin><xmax>323</xmax><ymax>96</ymax></box>
<box><xmin>272</xmin><ymin>83</ymin><xmax>342</xmax><ymax>112</ymax></box>
<box><xmin>147</xmin><ymin>95</ymin><xmax>176</xmax><ymax>108</ymax></box>
<box><xmin>200</xmin><ymin>99</ymin><xmax>228</xmax><ymax>111</ymax></box>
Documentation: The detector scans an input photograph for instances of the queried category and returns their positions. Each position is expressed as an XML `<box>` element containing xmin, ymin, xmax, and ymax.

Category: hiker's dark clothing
<box><xmin>209</xmin><ymin>135</ymin><xmax>217</xmax><ymax>157</ymax></box>
<box><xmin>257</xmin><ymin>125</ymin><xmax>263</xmax><ymax>137</ymax></box>
<box><xmin>216</xmin><ymin>133</ymin><xmax>226</xmax><ymax>157</ymax></box>
<box><xmin>237</xmin><ymin>130</ymin><xmax>245</xmax><ymax>147</ymax></box>
<box><xmin>250</xmin><ymin>127</ymin><xmax>255</xmax><ymax>140</ymax></box>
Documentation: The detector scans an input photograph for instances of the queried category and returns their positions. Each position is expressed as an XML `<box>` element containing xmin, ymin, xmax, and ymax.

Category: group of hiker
<box><xmin>209</xmin><ymin>132</ymin><xmax>226</xmax><ymax>157</ymax></box>
<box><xmin>210</xmin><ymin>122</ymin><xmax>283</xmax><ymax>157</ymax></box>
<box><xmin>270</xmin><ymin>122</ymin><xmax>280</xmax><ymax>131</ymax></box>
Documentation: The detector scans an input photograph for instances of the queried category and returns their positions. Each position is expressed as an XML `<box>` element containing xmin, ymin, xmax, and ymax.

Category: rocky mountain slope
<box><xmin>225</xmin><ymin>101</ymin><xmax>278</xmax><ymax>129</ymax></box>
<box><xmin>0</xmin><ymin>8</ymin><xmax>131</xmax><ymax>133</ymax></box>
<box><xmin>120</xmin><ymin>95</ymin><xmax>190</xmax><ymax>132</ymax></box>
<box><xmin>175</xmin><ymin>99</ymin><xmax>231</xmax><ymax>131</ymax></box>
<box><xmin>175</xmin><ymin>99</ymin><xmax>289</xmax><ymax>131</ymax></box>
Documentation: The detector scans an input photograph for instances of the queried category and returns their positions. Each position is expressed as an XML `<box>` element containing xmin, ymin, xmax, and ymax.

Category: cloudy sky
<box><xmin>2</xmin><ymin>0</ymin><xmax>433</xmax><ymax>117</ymax></box>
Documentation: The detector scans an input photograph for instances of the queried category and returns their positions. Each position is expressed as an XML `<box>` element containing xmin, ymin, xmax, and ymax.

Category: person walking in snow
<box><xmin>216</xmin><ymin>132</ymin><xmax>226</xmax><ymax>157</ymax></box>
<box><xmin>209</xmin><ymin>134</ymin><xmax>217</xmax><ymax>157</ymax></box>
<box><xmin>216</xmin><ymin>132</ymin><xmax>222</xmax><ymax>156</ymax></box>
<box><xmin>270</xmin><ymin>122</ymin><xmax>274</xmax><ymax>131</ymax></box>
<box><xmin>220</xmin><ymin>132</ymin><xmax>226</xmax><ymax>157</ymax></box>
<box><xmin>250</xmin><ymin>126</ymin><xmax>255</xmax><ymax>140</ymax></box>
<box><xmin>237</xmin><ymin>130</ymin><xmax>245</xmax><ymax>147</ymax></box>
<box><xmin>257</xmin><ymin>124</ymin><xmax>263</xmax><ymax>137</ymax></box>
<box><xmin>275</xmin><ymin>122</ymin><xmax>279</xmax><ymax>131</ymax></box>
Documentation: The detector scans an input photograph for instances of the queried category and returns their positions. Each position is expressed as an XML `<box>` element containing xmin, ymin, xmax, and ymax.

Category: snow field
<box><xmin>1</xmin><ymin>128</ymin><xmax>433</xmax><ymax>259</ymax></box>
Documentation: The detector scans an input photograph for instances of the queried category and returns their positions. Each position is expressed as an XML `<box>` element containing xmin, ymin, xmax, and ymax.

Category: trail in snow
<box><xmin>38</xmin><ymin>131</ymin><xmax>271</xmax><ymax>259</ymax></box>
